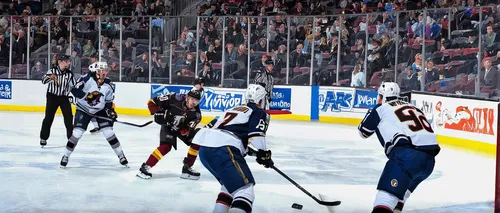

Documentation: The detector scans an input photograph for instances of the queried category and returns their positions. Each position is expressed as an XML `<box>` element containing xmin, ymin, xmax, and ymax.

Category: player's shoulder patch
<box><xmin>174</xmin><ymin>93</ymin><xmax>185</xmax><ymax>101</ymax></box>
<box><xmin>157</xmin><ymin>94</ymin><xmax>169</xmax><ymax>101</ymax></box>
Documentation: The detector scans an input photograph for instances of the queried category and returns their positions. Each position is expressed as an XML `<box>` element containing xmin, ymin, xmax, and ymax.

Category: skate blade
<box><xmin>60</xmin><ymin>165</ymin><xmax>66</xmax><ymax>169</ymax></box>
<box><xmin>180</xmin><ymin>173</ymin><xmax>200</xmax><ymax>180</ymax></box>
<box><xmin>136</xmin><ymin>173</ymin><xmax>151</xmax><ymax>179</ymax></box>
<box><xmin>122</xmin><ymin>164</ymin><xmax>130</xmax><ymax>168</ymax></box>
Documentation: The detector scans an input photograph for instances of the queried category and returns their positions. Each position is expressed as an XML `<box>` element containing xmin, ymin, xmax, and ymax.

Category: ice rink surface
<box><xmin>0</xmin><ymin>111</ymin><xmax>495</xmax><ymax>213</ymax></box>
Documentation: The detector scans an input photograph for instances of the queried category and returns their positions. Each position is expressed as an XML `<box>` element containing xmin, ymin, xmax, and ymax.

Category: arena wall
<box><xmin>0</xmin><ymin>80</ymin><xmax>496</xmax><ymax>156</ymax></box>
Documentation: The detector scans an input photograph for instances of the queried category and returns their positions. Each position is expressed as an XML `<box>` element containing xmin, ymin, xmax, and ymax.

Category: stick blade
<box><xmin>318</xmin><ymin>193</ymin><xmax>341</xmax><ymax>207</ymax></box>
<box><xmin>317</xmin><ymin>200</ymin><xmax>341</xmax><ymax>206</ymax></box>
<box><xmin>117</xmin><ymin>120</ymin><xmax>153</xmax><ymax>128</ymax></box>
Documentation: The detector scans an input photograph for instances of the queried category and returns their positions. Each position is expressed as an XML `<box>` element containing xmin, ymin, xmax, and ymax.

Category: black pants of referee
<box><xmin>40</xmin><ymin>93</ymin><xmax>73</xmax><ymax>141</ymax></box>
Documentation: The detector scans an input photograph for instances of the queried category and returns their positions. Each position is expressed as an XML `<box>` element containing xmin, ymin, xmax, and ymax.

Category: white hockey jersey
<box><xmin>192</xmin><ymin>103</ymin><xmax>270</xmax><ymax>155</ymax></box>
<box><xmin>358</xmin><ymin>100</ymin><xmax>440</xmax><ymax>156</ymax></box>
<box><xmin>73</xmin><ymin>75</ymin><xmax>115</xmax><ymax>114</ymax></box>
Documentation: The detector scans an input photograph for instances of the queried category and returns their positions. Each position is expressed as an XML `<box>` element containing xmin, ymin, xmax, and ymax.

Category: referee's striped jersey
<box><xmin>42</xmin><ymin>66</ymin><xmax>77</xmax><ymax>97</ymax></box>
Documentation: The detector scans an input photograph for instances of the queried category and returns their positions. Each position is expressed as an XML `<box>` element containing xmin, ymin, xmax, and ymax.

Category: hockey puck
<box><xmin>291</xmin><ymin>203</ymin><xmax>303</xmax><ymax>210</ymax></box>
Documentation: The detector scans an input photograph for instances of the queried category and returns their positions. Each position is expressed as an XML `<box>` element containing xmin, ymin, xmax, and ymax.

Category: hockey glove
<box><xmin>105</xmin><ymin>108</ymin><xmax>118</xmax><ymax>120</ymax></box>
<box><xmin>154</xmin><ymin>111</ymin><xmax>168</xmax><ymax>125</ymax></box>
<box><xmin>256</xmin><ymin>149</ymin><xmax>274</xmax><ymax>168</ymax></box>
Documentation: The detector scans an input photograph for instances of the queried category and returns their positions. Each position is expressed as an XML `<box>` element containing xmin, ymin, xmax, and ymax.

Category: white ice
<box><xmin>0</xmin><ymin>111</ymin><xmax>495</xmax><ymax>213</ymax></box>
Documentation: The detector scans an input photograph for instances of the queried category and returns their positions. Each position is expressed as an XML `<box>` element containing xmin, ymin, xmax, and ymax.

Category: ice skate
<box><xmin>89</xmin><ymin>128</ymin><xmax>99</xmax><ymax>133</ymax></box>
<box><xmin>136</xmin><ymin>163</ymin><xmax>152</xmax><ymax>179</ymax></box>
<box><xmin>118</xmin><ymin>152</ymin><xmax>129</xmax><ymax>167</ymax></box>
<box><xmin>60</xmin><ymin>155</ymin><xmax>69</xmax><ymax>168</ymax></box>
<box><xmin>180</xmin><ymin>164</ymin><xmax>201</xmax><ymax>180</ymax></box>
<box><xmin>40</xmin><ymin>139</ymin><xmax>47</xmax><ymax>148</ymax></box>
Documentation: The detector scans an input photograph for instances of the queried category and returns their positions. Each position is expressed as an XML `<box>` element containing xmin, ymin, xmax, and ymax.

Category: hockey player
<box><xmin>137</xmin><ymin>90</ymin><xmax>203</xmax><ymax>180</ymax></box>
<box><xmin>60</xmin><ymin>62</ymin><xmax>128</xmax><ymax>168</ymax></box>
<box><xmin>192</xmin><ymin>84</ymin><xmax>273</xmax><ymax>213</ymax></box>
<box><xmin>358</xmin><ymin>82</ymin><xmax>440</xmax><ymax>213</ymax></box>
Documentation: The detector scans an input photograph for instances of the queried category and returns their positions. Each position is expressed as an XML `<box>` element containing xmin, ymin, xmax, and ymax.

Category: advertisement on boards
<box><xmin>270</xmin><ymin>88</ymin><xmax>291</xmax><ymax>110</ymax></box>
<box><xmin>353</xmin><ymin>89</ymin><xmax>377</xmax><ymax>109</ymax></box>
<box><xmin>413</xmin><ymin>93</ymin><xmax>498</xmax><ymax>144</ymax></box>
<box><xmin>318</xmin><ymin>87</ymin><xmax>354</xmax><ymax>114</ymax></box>
<box><xmin>0</xmin><ymin>80</ymin><xmax>12</xmax><ymax>100</ymax></box>
<box><xmin>151</xmin><ymin>84</ymin><xmax>245</xmax><ymax>112</ymax></box>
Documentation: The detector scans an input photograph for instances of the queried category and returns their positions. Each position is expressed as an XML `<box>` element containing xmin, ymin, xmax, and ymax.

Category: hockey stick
<box><xmin>271</xmin><ymin>165</ymin><xmax>341</xmax><ymax>206</ymax></box>
<box><xmin>77</xmin><ymin>108</ymin><xmax>153</xmax><ymax>128</ymax></box>
<box><xmin>247</xmin><ymin>146</ymin><xmax>340</xmax><ymax>206</ymax></box>
<box><xmin>92</xmin><ymin>114</ymin><xmax>153</xmax><ymax>128</ymax></box>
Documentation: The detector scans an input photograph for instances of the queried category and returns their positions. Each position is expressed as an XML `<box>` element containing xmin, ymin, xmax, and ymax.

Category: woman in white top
<box><xmin>351</xmin><ymin>64</ymin><xmax>365</xmax><ymax>88</ymax></box>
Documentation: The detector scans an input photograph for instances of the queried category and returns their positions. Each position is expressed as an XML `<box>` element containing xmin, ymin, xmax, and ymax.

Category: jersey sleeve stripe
<box><xmin>248</xmin><ymin>132</ymin><xmax>265</xmax><ymax>138</ymax></box>
<box><xmin>358</xmin><ymin>125</ymin><xmax>374</xmax><ymax>138</ymax></box>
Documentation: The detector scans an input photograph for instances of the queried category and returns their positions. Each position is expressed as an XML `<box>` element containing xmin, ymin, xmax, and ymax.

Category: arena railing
<box><xmin>0</xmin><ymin>7</ymin><xmax>498</xmax><ymax>100</ymax></box>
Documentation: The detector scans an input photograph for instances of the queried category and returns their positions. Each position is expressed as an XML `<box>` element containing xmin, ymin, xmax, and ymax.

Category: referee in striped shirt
<box><xmin>39</xmin><ymin>55</ymin><xmax>76</xmax><ymax>147</ymax></box>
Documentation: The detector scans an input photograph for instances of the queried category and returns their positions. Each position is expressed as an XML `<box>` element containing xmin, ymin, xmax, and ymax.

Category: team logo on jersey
<box><xmin>85</xmin><ymin>91</ymin><xmax>103</xmax><ymax>106</ymax></box>
<box><xmin>391</xmin><ymin>179</ymin><xmax>398</xmax><ymax>187</ymax></box>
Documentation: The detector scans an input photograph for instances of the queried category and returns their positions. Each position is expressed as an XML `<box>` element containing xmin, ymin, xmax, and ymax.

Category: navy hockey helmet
<box><xmin>187</xmin><ymin>89</ymin><xmax>201</xmax><ymax>100</ymax></box>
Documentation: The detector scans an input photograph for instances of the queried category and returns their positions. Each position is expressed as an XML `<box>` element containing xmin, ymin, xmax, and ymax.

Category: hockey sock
<box><xmin>229</xmin><ymin>197</ymin><xmax>253</xmax><ymax>213</ymax></box>
<box><xmin>106</xmin><ymin>138</ymin><xmax>122</xmax><ymax>154</ymax></box>
<box><xmin>145</xmin><ymin>144</ymin><xmax>172</xmax><ymax>167</ymax></box>
<box><xmin>184</xmin><ymin>144</ymin><xmax>200</xmax><ymax>167</ymax></box>
<box><xmin>65</xmin><ymin>128</ymin><xmax>84</xmax><ymax>156</ymax></box>
<box><xmin>229</xmin><ymin>184</ymin><xmax>254</xmax><ymax>213</ymax></box>
<box><xmin>214</xmin><ymin>192</ymin><xmax>233</xmax><ymax>213</ymax></box>
<box><xmin>372</xmin><ymin>206</ymin><xmax>394</xmax><ymax>213</ymax></box>
<box><xmin>101</xmin><ymin>128</ymin><xmax>123</xmax><ymax>155</ymax></box>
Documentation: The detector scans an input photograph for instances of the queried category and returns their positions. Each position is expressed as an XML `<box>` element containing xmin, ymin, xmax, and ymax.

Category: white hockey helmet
<box><xmin>88</xmin><ymin>61</ymin><xmax>108</xmax><ymax>72</ymax></box>
<box><xmin>378</xmin><ymin>82</ymin><xmax>400</xmax><ymax>102</ymax></box>
<box><xmin>245</xmin><ymin>84</ymin><xmax>268</xmax><ymax>107</ymax></box>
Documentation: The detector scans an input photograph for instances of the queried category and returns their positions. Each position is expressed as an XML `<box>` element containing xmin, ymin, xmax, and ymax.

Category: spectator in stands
<box><xmin>179</xmin><ymin>52</ymin><xmax>196</xmax><ymax>72</ymax></box>
<box><xmin>367</xmin><ymin>40</ymin><xmax>384</xmax><ymax>77</ymax></box>
<box><xmin>425</xmin><ymin>59</ymin><xmax>440</xmax><ymax>88</ymax></box>
<box><xmin>70</xmin><ymin>50</ymin><xmax>81</xmax><ymax>74</ymax></box>
<box><xmin>252</xmin><ymin>38</ymin><xmax>267</xmax><ymax>52</ymax></box>
<box><xmin>225</xmin><ymin>42</ymin><xmax>237</xmax><ymax>62</ymax></box>
<box><xmin>132</xmin><ymin>53</ymin><xmax>149</xmax><ymax>82</ymax></box>
<box><xmin>480</xmin><ymin>57</ymin><xmax>499</xmax><ymax>89</ymax></box>
<box><xmin>404</xmin><ymin>65</ymin><xmax>420</xmax><ymax>91</ymax></box>
<box><xmin>123</xmin><ymin>41</ymin><xmax>133</xmax><ymax>61</ymax></box>
<box><xmin>82</xmin><ymin>40</ymin><xmax>96</xmax><ymax>57</ymax></box>
<box><xmin>151</xmin><ymin>51</ymin><xmax>165</xmax><ymax>77</ymax></box>
<box><xmin>464</xmin><ymin>35</ymin><xmax>477</xmax><ymax>48</ymax></box>
<box><xmin>290</xmin><ymin>43</ymin><xmax>306</xmax><ymax>68</ymax></box>
<box><xmin>206</xmin><ymin>44</ymin><xmax>219</xmax><ymax>63</ymax></box>
<box><xmin>0</xmin><ymin>36</ymin><xmax>8</xmax><ymax>67</ymax></box>
<box><xmin>236</xmin><ymin>44</ymin><xmax>248</xmax><ymax>67</ymax></box>
<box><xmin>351</xmin><ymin>64</ymin><xmax>365</xmax><ymax>88</ymax></box>
<box><xmin>412</xmin><ymin>53</ymin><xmax>423</xmax><ymax>80</ymax></box>
<box><xmin>483</xmin><ymin>25</ymin><xmax>498</xmax><ymax>46</ymax></box>
<box><xmin>13</xmin><ymin>30</ymin><xmax>26</xmax><ymax>64</ymax></box>
<box><xmin>199</xmin><ymin>62</ymin><xmax>214</xmax><ymax>86</ymax></box>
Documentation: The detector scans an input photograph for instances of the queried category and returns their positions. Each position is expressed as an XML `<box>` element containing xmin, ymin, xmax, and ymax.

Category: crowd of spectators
<box><xmin>172</xmin><ymin>0</ymin><xmax>500</xmax><ymax>98</ymax></box>
<box><xmin>3</xmin><ymin>0</ymin><xmax>500</xmax><ymax>97</ymax></box>
<box><xmin>0</xmin><ymin>0</ymin><xmax>172</xmax><ymax>81</ymax></box>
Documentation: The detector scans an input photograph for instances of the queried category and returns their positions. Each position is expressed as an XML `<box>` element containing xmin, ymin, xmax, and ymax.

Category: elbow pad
<box><xmin>147</xmin><ymin>100</ymin><xmax>161</xmax><ymax>115</ymax></box>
